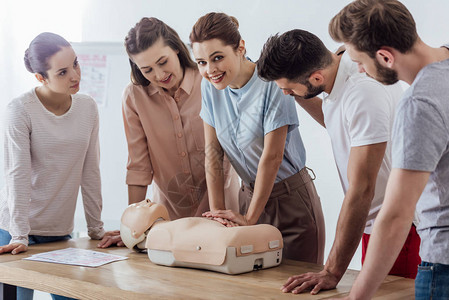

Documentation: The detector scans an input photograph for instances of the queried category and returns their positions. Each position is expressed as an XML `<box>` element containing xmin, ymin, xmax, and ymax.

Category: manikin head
<box><xmin>120</xmin><ymin>199</ymin><xmax>170</xmax><ymax>251</ymax></box>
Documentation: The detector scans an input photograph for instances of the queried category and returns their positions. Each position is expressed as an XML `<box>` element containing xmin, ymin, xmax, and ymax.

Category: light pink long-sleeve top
<box><xmin>122</xmin><ymin>68</ymin><xmax>239</xmax><ymax>219</ymax></box>
<box><xmin>0</xmin><ymin>89</ymin><xmax>105</xmax><ymax>246</ymax></box>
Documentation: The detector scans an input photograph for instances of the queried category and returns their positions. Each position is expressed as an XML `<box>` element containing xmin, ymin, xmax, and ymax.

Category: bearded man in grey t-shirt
<box><xmin>329</xmin><ymin>0</ymin><xmax>449</xmax><ymax>299</ymax></box>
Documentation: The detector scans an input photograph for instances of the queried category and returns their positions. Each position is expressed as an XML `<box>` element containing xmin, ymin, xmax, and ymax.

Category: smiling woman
<box><xmin>130</xmin><ymin>38</ymin><xmax>185</xmax><ymax>97</ymax></box>
<box><xmin>189</xmin><ymin>12</ymin><xmax>325</xmax><ymax>263</ymax></box>
<box><xmin>119</xmin><ymin>17</ymin><xmax>240</xmax><ymax>226</ymax></box>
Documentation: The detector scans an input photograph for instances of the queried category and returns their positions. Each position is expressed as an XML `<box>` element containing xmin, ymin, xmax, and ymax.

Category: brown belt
<box><xmin>243</xmin><ymin>167</ymin><xmax>315</xmax><ymax>198</ymax></box>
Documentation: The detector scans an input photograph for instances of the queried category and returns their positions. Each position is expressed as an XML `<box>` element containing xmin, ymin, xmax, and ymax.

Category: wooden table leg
<box><xmin>0</xmin><ymin>283</ymin><xmax>16</xmax><ymax>300</ymax></box>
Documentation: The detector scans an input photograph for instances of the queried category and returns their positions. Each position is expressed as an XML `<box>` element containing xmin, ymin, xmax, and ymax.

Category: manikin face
<box><xmin>120</xmin><ymin>198</ymin><xmax>170</xmax><ymax>250</ymax></box>
<box><xmin>345</xmin><ymin>43</ymin><xmax>399</xmax><ymax>85</ymax></box>
<box><xmin>192</xmin><ymin>38</ymin><xmax>244</xmax><ymax>90</ymax></box>
<box><xmin>274</xmin><ymin>77</ymin><xmax>325</xmax><ymax>99</ymax></box>
<box><xmin>42</xmin><ymin>46</ymin><xmax>81</xmax><ymax>95</ymax></box>
<box><xmin>131</xmin><ymin>38</ymin><xmax>184</xmax><ymax>94</ymax></box>
<box><xmin>135</xmin><ymin>198</ymin><xmax>156</xmax><ymax>209</ymax></box>
<box><xmin>121</xmin><ymin>199</ymin><xmax>170</xmax><ymax>237</ymax></box>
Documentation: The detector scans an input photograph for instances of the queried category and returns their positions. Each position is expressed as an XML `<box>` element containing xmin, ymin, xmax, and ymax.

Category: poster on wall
<box><xmin>77</xmin><ymin>53</ymin><xmax>109</xmax><ymax>107</ymax></box>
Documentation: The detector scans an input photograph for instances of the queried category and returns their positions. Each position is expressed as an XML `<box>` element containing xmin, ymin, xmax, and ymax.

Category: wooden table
<box><xmin>0</xmin><ymin>238</ymin><xmax>414</xmax><ymax>299</ymax></box>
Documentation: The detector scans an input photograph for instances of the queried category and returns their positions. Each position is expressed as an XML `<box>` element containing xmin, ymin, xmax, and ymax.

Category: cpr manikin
<box><xmin>120</xmin><ymin>199</ymin><xmax>283</xmax><ymax>274</ymax></box>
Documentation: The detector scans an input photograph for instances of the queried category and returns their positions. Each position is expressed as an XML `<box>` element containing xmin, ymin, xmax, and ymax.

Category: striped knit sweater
<box><xmin>0</xmin><ymin>88</ymin><xmax>105</xmax><ymax>246</ymax></box>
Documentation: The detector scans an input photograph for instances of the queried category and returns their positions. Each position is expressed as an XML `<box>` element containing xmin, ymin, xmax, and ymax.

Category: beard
<box><xmin>302</xmin><ymin>81</ymin><xmax>325</xmax><ymax>99</ymax></box>
<box><xmin>369</xmin><ymin>59</ymin><xmax>399</xmax><ymax>85</ymax></box>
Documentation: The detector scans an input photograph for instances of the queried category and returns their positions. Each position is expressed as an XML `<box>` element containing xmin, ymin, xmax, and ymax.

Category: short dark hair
<box><xmin>24</xmin><ymin>32</ymin><xmax>71</xmax><ymax>78</ymax></box>
<box><xmin>124</xmin><ymin>17</ymin><xmax>196</xmax><ymax>86</ymax></box>
<box><xmin>257</xmin><ymin>29</ymin><xmax>332</xmax><ymax>83</ymax></box>
<box><xmin>329</xmin><ymin>0</ymin><xmax>418</xmax><ymax>58</ymax></box>
<box><xmin>189</xmin><ymin>12</ymin><xmax>241</xmax><ymax>51</ymax></box>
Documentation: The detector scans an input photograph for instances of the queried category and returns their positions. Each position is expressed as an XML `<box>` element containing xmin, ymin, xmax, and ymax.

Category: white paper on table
<box><xmin>23</xmin><ymin>248</ymin><xmax>128</xmax><ymax>267</ymax></box>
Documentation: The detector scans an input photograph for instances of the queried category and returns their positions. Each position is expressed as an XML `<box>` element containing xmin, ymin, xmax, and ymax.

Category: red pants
<box><xmin>362</xmin><ymin>224</ymin><xmax>421</xmax><ymax>279</ymax></box>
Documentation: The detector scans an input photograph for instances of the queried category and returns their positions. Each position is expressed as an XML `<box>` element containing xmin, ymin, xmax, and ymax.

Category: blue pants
<box><xmin>415</xmin><ymin>261</ymin><xmax>449</xmax><ymax>300</ymax></box>
<box><xmin>0</xmin><ymin>228</ymin><xmax>74</xmax><ymax>300</ymax></box>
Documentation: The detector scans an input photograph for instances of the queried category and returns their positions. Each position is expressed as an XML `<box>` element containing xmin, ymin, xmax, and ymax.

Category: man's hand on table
<box><xmin>97</xmin><ymin>230</ymin><xmax>125</xmax><ymax>248</ymax></box>
<box><xmin>281</xmin><ymin>269</ymin><xmax>340</xmax><ymax>294</ymax></box>
<box><xmin>0</xmin><ymin>243</ymin><xmax>28</xmax><ymax>255</ymax></box>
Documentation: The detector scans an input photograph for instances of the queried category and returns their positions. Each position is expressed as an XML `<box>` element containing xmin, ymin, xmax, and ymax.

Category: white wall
<box><xmin>1</xmin><ymin>0</ymin><xmax>449</xmax><ymax>272</ymax></box>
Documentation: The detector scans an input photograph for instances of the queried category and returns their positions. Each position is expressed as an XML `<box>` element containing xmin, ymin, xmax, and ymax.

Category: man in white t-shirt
<box><xmin>257</xmin><ymin>29</ymin><xmax>419</xmax><ymax>294</ymax></box>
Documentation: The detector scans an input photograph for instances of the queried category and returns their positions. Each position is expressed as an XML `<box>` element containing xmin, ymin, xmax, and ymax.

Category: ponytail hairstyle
<box><xmin>24</xmin><ymin>32</ymin><xmax>71</xmax><ymax>78</ymax></box>
<box><xmin>189</xmin><ymin>12</ymin><xmax>242</xmax><ymax>52</ymax></box>
<box><xmin>124</xmin><ymin>17</ymin><xmax>196</xmax><ymax>86</ymax></box>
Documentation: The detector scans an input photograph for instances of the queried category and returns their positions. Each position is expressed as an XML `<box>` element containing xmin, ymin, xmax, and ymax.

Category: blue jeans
<box><xmin>0</xmin><ymin>228</ymin><xmax>74</xmax><ymax>300</ymax></box>
<box><xmin>415</xmin><ymin>261</ymin><xmax>449</xmax><ymax>299</ymax></box>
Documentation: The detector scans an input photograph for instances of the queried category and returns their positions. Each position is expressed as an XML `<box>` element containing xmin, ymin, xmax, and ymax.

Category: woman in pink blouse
<box><xmin>121</xmin><ymin>17</ymin><xmax>240</xmax><ymax>220</ymax></box>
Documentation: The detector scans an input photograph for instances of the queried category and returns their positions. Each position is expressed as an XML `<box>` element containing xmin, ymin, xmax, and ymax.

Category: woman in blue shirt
<box><xmin>189</xmin><ymin>12</ymin><xmax>325</xmax><ymax>263</ymax></box>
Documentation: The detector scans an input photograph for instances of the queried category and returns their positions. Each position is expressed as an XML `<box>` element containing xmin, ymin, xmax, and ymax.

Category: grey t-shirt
<box><xmin>392</xmin><ymin>45</ymin><xmax>449</xmax><ymax>264</ymax></box>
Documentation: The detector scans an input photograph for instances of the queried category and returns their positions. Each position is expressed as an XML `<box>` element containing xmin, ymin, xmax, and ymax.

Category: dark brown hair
<box><xmin>257</xmin><ymin>29</ymin><xmax>333</xmax><ymax>83</ymax></box>
<box><xmin>329</xmin><ymin>0</ymin><xmax>418</xmax><ymax>58</ymax></box>
<box><xmin>24</xmin><ymin>32</ymin><xmax>71</xmax><ymax>78</ymax></box>
<box><xmin>124</xmin><ymin>17</ymin><xmax>196</xmax><ymax>86</ymax></box>
<box><xmin>189</xmin><ymin>12</ymin><xmax>241</xmax><ymax>50</ymax></box>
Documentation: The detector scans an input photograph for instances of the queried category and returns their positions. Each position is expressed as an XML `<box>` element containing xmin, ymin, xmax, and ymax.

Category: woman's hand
<box><xmin>203</xmin><ymin>210</ymin><xmax>250</xmax><ymax>226</ymax></box>
<box><xmin>97</xmin><ymin>230</ymin><xmax>125</xmax><ymax>248</ymax></box>
<box><xmin>203</xmin><ymin>215</ymin><xmax>239</xmax><ymax>227</ymax></box>
<box><xmin>0</xmin><ymin>243</ymin><xmax>28</xmax><ymax>255</ymax></box>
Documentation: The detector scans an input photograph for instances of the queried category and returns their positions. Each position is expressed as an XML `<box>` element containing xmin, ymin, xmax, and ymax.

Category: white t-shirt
<box><xmin>0</xmin><ymin>89</ymin><xmax>105</xmax><ymax>245</ymax></box>
<box><xmin>322</xmin><ymin>52</ymin><xmax>403</xmax><ymax>234</ymax></box>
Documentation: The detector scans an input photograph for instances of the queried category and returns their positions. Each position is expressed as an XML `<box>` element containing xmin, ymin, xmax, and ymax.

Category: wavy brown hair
<box><xmin>125</xmin><ymin>17</ymin><xmax>195</xmax><ymax>86</ymax></box>
<box><xmin>329</xmin><ymin>0</ymin><xmax>417</xmax><ymax>58</ymax></box>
